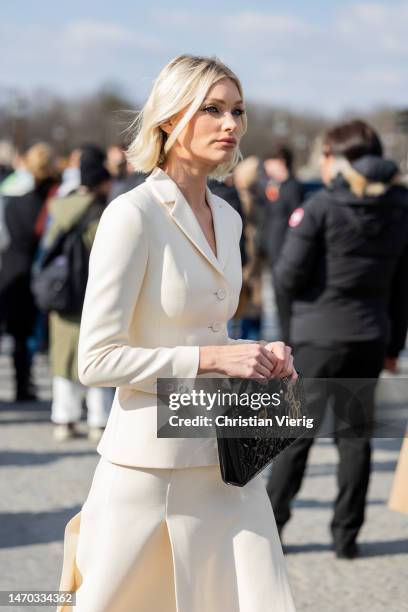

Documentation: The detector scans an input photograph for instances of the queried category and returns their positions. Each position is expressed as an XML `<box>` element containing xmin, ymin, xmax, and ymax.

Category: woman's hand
<box><xmin>199</xmin><ymin>342</ymin><xmax>298</xmax><ymax>381</ymax></box>
<box><xmin>264</xmin><ymin>341</ymin><xmax>298</xmax><ymax>381</ymax></box>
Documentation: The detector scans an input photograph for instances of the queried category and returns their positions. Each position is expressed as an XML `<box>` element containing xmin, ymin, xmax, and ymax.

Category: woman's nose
<box><xmin>222</xmin><ymin>112</ymin><xmax>238</xmax><ymax>131</ymax></box>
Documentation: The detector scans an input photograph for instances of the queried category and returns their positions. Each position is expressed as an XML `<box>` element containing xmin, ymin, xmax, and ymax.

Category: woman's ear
<box><xmin>160</xmin><ymin>120</ymin><xmax>174</xmax><ymax>135</ymax></box>
<box><xmin>161</xmin><ymin>109</ymin><xmax>184</xmax><ymax>136</ymax></box>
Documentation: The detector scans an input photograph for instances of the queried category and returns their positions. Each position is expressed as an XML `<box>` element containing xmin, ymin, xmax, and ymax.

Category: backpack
<box><xmin>31</xmin><ymin>202</ymin><xmax>103</xmax><ymax>316</ymax></box>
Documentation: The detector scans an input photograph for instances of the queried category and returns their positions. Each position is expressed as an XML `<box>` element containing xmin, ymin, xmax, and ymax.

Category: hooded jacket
<box><xmin>274</xmin><ymin>155</ymin><xmax>408</xmax><ymax>357</ymax></box>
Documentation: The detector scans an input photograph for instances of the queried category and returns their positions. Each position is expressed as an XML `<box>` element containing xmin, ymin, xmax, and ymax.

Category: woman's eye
<box><xmin>202</xmin><ymin>106</ymin><xmax>245</xmax><ymax>116</ymax></box>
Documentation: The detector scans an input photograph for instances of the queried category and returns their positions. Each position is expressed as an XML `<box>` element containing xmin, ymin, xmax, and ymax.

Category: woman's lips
<box><xmin>216</xmin><ymin>138</ymin><xmax>237</xmax><ymax>147</ymax></box>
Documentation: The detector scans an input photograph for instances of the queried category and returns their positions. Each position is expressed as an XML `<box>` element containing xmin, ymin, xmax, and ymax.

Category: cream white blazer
<box><xmin>78</xmin><ymin>167</ymin><xmax>247</xmax><ymax>468</ymax></box>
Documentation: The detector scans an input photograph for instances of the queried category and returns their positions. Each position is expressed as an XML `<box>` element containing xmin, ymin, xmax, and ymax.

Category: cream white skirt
<box><xmin>57</xmin><ymin>457</ymin><xmax>296</xmax><ymax>612</ymax></box>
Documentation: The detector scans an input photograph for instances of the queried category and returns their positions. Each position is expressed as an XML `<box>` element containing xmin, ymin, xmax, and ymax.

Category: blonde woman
<box><xmin>57</xmin><ymin>55</ymin><xmax>297</xmax><ymax>612</ymax></box>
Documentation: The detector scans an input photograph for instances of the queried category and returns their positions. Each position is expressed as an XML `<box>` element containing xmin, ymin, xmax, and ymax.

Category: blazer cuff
<box><xmin>172</xmin><ymin>345</ymin><xmax>201</xmax><ymax>379</ymax></box>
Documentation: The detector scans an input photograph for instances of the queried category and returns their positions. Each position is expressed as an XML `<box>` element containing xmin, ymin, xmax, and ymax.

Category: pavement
<box><xmin>0</xmin><ymin>344</ymin><xmax>407</xmax><ymax>612</ymax></box>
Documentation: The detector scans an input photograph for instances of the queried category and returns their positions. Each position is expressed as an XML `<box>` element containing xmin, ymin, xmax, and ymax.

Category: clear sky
<box><xmin>2</xmin><ymin>0</ymin><xmax>407</xmax><ymax>115</ymax></box>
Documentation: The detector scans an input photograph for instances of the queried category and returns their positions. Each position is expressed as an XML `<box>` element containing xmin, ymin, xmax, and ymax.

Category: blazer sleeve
<box><xmin>78</xmin><ymin>195</ymin><xmax>200</xmax><ymax>393</ymax></box>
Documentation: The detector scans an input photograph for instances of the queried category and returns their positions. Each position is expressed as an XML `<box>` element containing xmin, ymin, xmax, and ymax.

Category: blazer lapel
<box><xmin>205</xmin><ymin>185</ymin><xmax>231</xmax><ymax>272</ymax></box>
<box><xmin>147</xmin><ymin>168</ymin><xmax>230</xmax><ymax>277</ymax></box>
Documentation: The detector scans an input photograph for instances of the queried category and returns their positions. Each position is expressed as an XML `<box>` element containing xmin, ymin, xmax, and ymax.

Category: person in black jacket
<box><xmin>266</xmin><ymin>120</ymin><xmax>408</xmax><ymax>559</ymax></box>
<box><xmin>0</xmin><ymin>143</ymin><xmax>58</xmax><ymax>401</ymax></box>
<box><xmin>256</xmin><ymin>145</ymin><xmax>303</xmax><ymax>342</ymax></box>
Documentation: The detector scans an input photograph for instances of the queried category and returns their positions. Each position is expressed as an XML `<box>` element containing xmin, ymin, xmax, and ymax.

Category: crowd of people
<box><xmin>0</xmin><ymin>138</ymin><xmax>300</xmax><ymax>421</ymax></box>
<box><xmin>0</xmin><ymin>143</ymin><xmax>147</xmax><ymax>438</ymax></box>
<box><xmin>0</xmin><ymin>115</ymin><xmax>407</xmax><ymax>567</ymax></box>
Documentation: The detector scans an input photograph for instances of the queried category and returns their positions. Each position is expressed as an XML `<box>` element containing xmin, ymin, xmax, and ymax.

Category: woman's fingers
<box><xmin>291</xmin><ymin>367</ymin><xmax>299</xmax><ymax>381</ymax></box>
<box><xmin>232</xmin><ymin>342</ymin><xmax>298</xmax><ymax>381</ymax></box>
<box><xmin>263</xmin><ymin>341</ymin><xmax>297</xmax><ymax>379</ymax></box>
<box><xmin>284</xmin><ymin>355</ymin><xmax>296</xmax><ymax>378</ymax></box>
<box><xmin>259</xmin><ymin>346</ymin><xmax>278</xmax><ymax>367</ymax></box>
<box><xmin>280</xmin><ymin>345</ymin><xmax>293</xmax><ymax>378</ymax></box>
<box><xmin>221</xmin><ymin>342</ymin><xmax>298</xmax><ymax>380</ymax></box>
<box><xmin>268</xmin><ymin>341</ymin><xmax>286</xmax><ymax>360</ymax></box>
<box><xmin>248</xmin><ymin>347</ymin><xmax>276</xmax><ymax>379</ymax></box>
<box><xmin>258</xmin><ymin>350</ymin><xmax>278</xmax><ymax>374</ymax></box>
<box><xmin>253</xmin><ymin>363</ymin><xmax>274</xmax><ymax>379</ymax></box>
<box><xmin>265</xmin><ymin>341</ymin><xmax>286</xmax><ymax>377</ymax></box>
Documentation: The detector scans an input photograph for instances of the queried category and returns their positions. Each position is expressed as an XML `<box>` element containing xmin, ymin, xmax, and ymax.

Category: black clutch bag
<box><xmin>216</xmin><ymin>375</ymin><xmax>305</xmax><ymax>486</ymax></box>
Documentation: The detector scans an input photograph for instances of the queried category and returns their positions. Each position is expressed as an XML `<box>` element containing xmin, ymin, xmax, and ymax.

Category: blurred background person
<box><xmin>0</xmin><ymin>141</ymin><xmax>15</xmax><ymax>184</ymax></box>
<box><xmin>0</xmin><ymin>143</ymin><xmax>59</xmax><ymax>401</ymax></box>
<box><xmin>56</xmin><ymin>144</ymin><xmax>119</xmax><ymax>200</ymax></box>
<box><xmin>56</xmin><ymin>148</ymin><xmax>82</xmax><ymax>198</ymax></box>
<box><xmin>110</xmin><ymin>164</ymin><xmax>149</xmax><ymax>201</ymax></box>
<box><xmin>106</xmin><ymin>143</ymin><xmax>149</xmax><ymax>202</ymax></box>
<box><xmin>209</xmin><ymin>171</ymin><xmax>257</xmax><ymax>337</ymax></box>
<box><xmin>106</xmin><ymin>143</ymin><xmax>127</xmax><ymax>179</ymax></box>
<box><xmin>0</xmin><ymin>147</ymin><xmax>34</xmax><ymax>197</ymax></box>
<box><xmin>110</xmin><ymin>165</ymin><xmax>149</xmax><ymax>200</ymax></box>
<box><xmin>256</xmin><ymin>144</ymin><xmax>304</xmax><ymax>343</ymax></box>
<box><xmin>106</xmin><ymin>143</ymin><xmax>128</xmax><ymax>201</ymax></box>
<box><xmin>266</xmin><ymin>120</ymin><xmax>408</xmax><ymax>559</ymax></box>
<box><xmin>45</xmin><ymin>145</ymin><xmax>114</xmax><ymax>442</ymax></box>
<box><xmin>228</xmin><ymin>155</ymin><xmax>265</xmax><ymax>339</ymax></box>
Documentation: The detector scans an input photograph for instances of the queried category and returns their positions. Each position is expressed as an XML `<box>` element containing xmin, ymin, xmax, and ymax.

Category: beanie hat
<box><xmin>80</xmin><ymin>145</ymin><xmax>111</xmax><ymax>188</ymax></box>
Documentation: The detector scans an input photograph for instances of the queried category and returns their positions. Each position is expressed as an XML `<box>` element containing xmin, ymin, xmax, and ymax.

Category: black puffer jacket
<box><xmin>275</xmin><ymin>156</ymin><xmax>408</xmax><ymax>357</ymax></box>
<box><xmin>256</xmin><ymin>176</ymin><xmax>304</xmax><ymax>267</ymax></box>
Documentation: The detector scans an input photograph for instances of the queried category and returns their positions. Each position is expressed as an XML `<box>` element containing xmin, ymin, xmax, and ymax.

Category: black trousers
<box><xmin>266</xmin><ymin>340</ymin><xmax>386</xmax><ymax>548</ymax></box>
<box><xmin>1</xmin><ymin>277</ymin><xmax>36</xmax><ymax>399</ymax></box>
<box><xmin>271</xmin><ymin>269</ymin><xmax>292</xmax><ymax>344</ymax></box>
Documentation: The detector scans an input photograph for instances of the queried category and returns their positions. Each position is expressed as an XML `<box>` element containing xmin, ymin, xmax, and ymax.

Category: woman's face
<box><xmin>165</xmin><ymin>78</ymin><xmax>246</xmax><ymax>171</ymax></box>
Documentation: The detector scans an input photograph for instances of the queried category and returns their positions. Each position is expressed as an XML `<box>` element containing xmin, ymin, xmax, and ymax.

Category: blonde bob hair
<box><xmin>126</xmin><ymin>54</ymin><xmax>246</xmax><ymax>180</ymax></box>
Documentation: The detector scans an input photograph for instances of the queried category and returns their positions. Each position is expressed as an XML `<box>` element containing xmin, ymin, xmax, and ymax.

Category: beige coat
<box><xmin>78</xmin><ymin>167</ymin><xmax>247</xmax><ymax>468</ymax></box>
<box><xmin>388</xmin><ymin>437</ymin><xmax>408</xmax><ymax>514</ymax></box>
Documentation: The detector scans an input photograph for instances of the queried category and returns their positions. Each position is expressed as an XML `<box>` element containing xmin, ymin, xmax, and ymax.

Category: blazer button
<box><xmin>210</xmin><ymin>322</ymin><xmax>222</xmax><ymax>332</ymax></box>
<box><xmin>216</xmin><ymin>288</ymin><xmax>227</xmax><ymax>300</ymax></box>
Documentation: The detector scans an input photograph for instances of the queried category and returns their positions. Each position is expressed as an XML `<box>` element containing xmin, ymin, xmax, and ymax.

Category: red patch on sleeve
<box><xmin>266</xmin><ymin>184</ymin><xmax>280</xmax><ymax>202</ymax></box>
<box><xmin>288</xmin><ymin>208</ymin><xmax>304</xmax><ymax>228</ymax></box>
